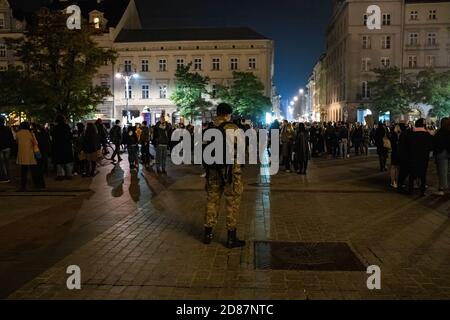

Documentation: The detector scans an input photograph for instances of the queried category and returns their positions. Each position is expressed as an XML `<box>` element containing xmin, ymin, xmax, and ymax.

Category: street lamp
<box><xmin>293</xmin><ymin>96</ymin><xmax>299</xmax><ymax>102</ymax></box>
<box><xmin>299</xmin><ymin>88</ymin><xmax>305</xmax><ymax>95</ymax></box>
<box><xmin>115</xmin><ymin>66</ymin><xmax>139</xmax><ymax>124</ymax></box>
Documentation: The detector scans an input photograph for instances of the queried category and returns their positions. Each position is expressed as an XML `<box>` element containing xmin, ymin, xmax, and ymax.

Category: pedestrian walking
<box><xmin>294</xmin><ymin>123</ymin><xmax>310</xmax><ymax>175</ymax></box>
<box><xmin>52</xmin><ymin>115</ymin><xmax>74</xmax><ymax>180</ymax></box>
<box><xmin>0</xmin><ymin>117</ymin><xmax>14</xmax><ymax>183</ymax></box>
<box><xmin>433</xmin><ymin>117</ymin><xmax>450</xmax><ymax>196</ymax></box>
<box><xmin>109</xmin><ymin>120</ymin><xmax>123</xmax><ymax>163</ymax></box>
<box><xmin>81</xmin><ymin>123</ymin><xmax>99</xmax><ymax>177</ymax></box>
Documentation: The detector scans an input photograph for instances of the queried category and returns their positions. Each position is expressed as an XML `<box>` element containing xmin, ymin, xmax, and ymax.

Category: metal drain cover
<box><xmin>255</xmin><ymin>241</ymin><xmax>366</xmax><ymax>271</ymax></box>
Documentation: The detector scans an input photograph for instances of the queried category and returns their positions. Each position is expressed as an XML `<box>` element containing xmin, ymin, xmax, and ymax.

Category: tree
<box><xmin>4</xmin><ymin>9</ymin><xmax>117</xmax><ymax>121</ymax></box>
<box><xmin>217</xmin><ymin>71</ymin><xmax>272</xmax><ymax>122</ymax></box>
<box><xmin>415</xmin><ymin>69</ymin><xmax>450</xmax><ymax>118</ymax></box>
<box><xmin>369</xmin><ymin>67</ymin><xmax>414</xmax><ymax>117</ymax></box>
<box><xmin>170</xmin><ymin>63</ymin><xmax>211</xmax><ymax>122</ymax></box>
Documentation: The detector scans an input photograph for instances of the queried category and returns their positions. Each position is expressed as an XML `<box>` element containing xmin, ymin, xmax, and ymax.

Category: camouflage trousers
<box><xmin>205</xmin><ymin>165</ymin><xmax>243</xmax><ymax>231</ymax></box>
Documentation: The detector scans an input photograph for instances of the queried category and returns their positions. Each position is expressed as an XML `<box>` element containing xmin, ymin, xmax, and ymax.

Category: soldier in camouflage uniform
<box><xmin>204</xmin><ymin>103</ymin><xmax>246</xmax><ymax>249</ymax></box>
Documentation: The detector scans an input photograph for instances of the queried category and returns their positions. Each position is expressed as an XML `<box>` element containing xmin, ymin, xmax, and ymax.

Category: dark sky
<box><xmin>10</xmin><ymin>0</ymin><xmax>332</xmax><ymax>101</ymax></box>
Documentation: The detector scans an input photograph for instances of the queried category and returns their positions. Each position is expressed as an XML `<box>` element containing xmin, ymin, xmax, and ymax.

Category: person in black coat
<box><xmin>433</xmin><ymin>117</ymin><xmax>450</xmax><ymax>195</ymax></box>
<box><xmin>294</xmin><ymin>123</ymin><xmax>310</xmax><ymax>175</ymax></box>
<box><xmin>375</xmin><ymin>122</ymin><xmax>389</xmax><ymax>171</ymax></box>
<box><xmin>389</xmin><ymin>124</ymin><xmax>404</xmax><ymax>188</ymax></box>
<box><xmin>402</xmin><ymin>118</ymin><xmax>434</xmax><ymax>196</ymax></box>
<box><xmin>52</xmin><ymin>115</ymin><xmax>74</xmax><ymax>180</ymax></box>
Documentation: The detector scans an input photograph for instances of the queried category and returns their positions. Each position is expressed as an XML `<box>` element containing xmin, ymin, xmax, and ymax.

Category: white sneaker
<box><xmin>200</xmin><ymin>173</ymin><xmax>207</xmax><ymax>178</ymax></box>
<box><xmin>434</xmin><ymin>190</ymin><xmax>445</xmax><ymax>196</ymax></box>
<box><xmin>391</xmin><ymin>182</ymin><xmax>398</xmax><ymax>188</ymax></box>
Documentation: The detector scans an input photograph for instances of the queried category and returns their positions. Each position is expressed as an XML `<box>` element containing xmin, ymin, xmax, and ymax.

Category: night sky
<box><xmin>9</xmin><ymin>0</ymin><xmax>332</xmax><ymax>103</ymax></box>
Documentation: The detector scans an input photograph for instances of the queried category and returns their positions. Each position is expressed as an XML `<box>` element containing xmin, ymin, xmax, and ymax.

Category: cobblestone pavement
<box><xmin>2</xmin><ymin>153</ymin><xmax>450</xmax><ymax>300</ymax></box>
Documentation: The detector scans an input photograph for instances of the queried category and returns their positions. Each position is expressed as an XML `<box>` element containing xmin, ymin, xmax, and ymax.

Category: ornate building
<box><xmin>1</xmin><ymin>0</ymin><xmax>275</xmax><ymax>125</ymax></box>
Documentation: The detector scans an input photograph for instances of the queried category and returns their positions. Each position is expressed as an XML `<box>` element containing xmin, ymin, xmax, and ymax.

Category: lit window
<box><xmin>93</xmin><ymin>17</ymin><xmax>100</xmax><ymax>29</ymax></box>
<box><xmin>142</xmin><ymin>84</ymin><xmax>149</xmax><ymax>99</ymax></box>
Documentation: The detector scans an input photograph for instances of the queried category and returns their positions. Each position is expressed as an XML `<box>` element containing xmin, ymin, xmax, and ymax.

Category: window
<box><xmin>408</xmin><ymin>55</ymin><xmax>418</xmax><ymax>68</ymax></box>
<box><xmin>142</xmin><ymin>84</ymin><xmax>149</xmax><ymax>99</ymax></box>
<box><xmin>428</xmin><ymin>10</ymin><xmax>436</xmax><ymax>20</ymax></box>
<box><xmin>361</xmin><ymin>58</ymin><xmax>371</xmax><ymax>72</ymax></box>
<box><xmin>380</xmin><ymin>57</ymin><xmax>391</xmax><ymax>68</ymax></box>
<box><xmin>0</xmin><ymin>65</ymin><xmax>6</xmax><ymax>72</ymax></box>
<box><xmin>230</xmin><ymin>58</ymin><xmax>238</xmax><ymax>70</ymax></box>
<box><xmin>159</xmin><ymin>85</ymin><xmax>167</xmax><ymax>99</ymax></box>
<box><xmin>125</xmin><ymin>85</ymin><xmax>132</xmax><ymax>99</ymax></box>
<box><xmin>363</xmin><ymin>14</ymin><xmax>368</xmax><ymax>26</ymax></box>
<box><xmin>427</xmin><ymin>32</ymin><xmax>437</xmax><ymax>46</ymax></box>
<box><xmin>176</xmin><ymin>58</ymin><xmax>185</xmax><ymax>70</ymax></box>
<box><xmin>382</xmin><ymin>36</ymin><xmax>391</xmax><ymax>49</ymax></box>
<box><xmin>426</xmin><ymin>55</ymin><xmax>436</xmax><ymax>67</ymax></box>
<box><xmin>100</xmin><ymin>80</ymin><xmax>109</xmax><ymax>89</ymax></box>
<box><xmin>362</xmin><ymin>36</ymin><xmax>371</xmax><ymax>49</ymax></box>
<box><xmin>361</xmin><ymin>81</ymin><xmax>370</xmax><ymax>99</ymax></box>
<box><xmin>212</xmin><ymin>58</ymin><xmax>221</xmax><ymax>71</ymax></box>
<box><xmin>194</xmin><ymin>58</ymin><xmax>203</xmax><ymax>71</ymax></box>
<box><xmin>124</xmin><ymin>60</ymin><xmax>132</xmax><ymax>73</ymax></box>
<box><xmin>0</xmin><ymin>15</ymin><xmax>4</xmax><ymax>29</ymax></box>
<box><xmin>141</xmin><ymin>59</ymin><xmax>149</xmax><ymax>72</ymax></box>
<box><xmin>159</xmin><ymin>59</ymin><xmax>167</xmax><ymax>72</ymax></box>
<box><xmin>248</xmin><ymin>58</ymin><xmax>256</xmax><ymax>70</ymax></box>
<box><xmin>93</xmin><ymin>17</ymin><xmax>100</xmax><ymax>29</ymax></box>
<box><xmin>410</xmin><ymin>11</ymin><xmax>418</xmax><ymax>21</ymax></box>
<box><xmin>382</xmin><ymin>14</ymin><xmax>391</xmax><ymax>26</ymax></box>
<box><xmin>408</xmin><ymin>33</ymin><xmax>418</xmax><ymax>46</ymax></box>
<box><xmin>211</xmin><ymin>84</ymin><xmax>217</xmax><ymax>99</ymax></box>
<box><xmin>0</xmin><ymin>44</ymin><xmax>6</xmax><ymax>58</ymax></box>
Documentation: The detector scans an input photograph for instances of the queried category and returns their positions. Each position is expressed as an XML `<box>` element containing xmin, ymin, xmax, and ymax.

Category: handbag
<box><xmin>32</xmin><ymin>134</ymin><xmax>42</xmax><ymax>160</ymax></box>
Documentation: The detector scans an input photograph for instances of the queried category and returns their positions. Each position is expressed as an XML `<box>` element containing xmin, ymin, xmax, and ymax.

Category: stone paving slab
<box><xmin>3</xmin><ymin>154</ymin><xmax>450</xmax><ymax>300</ymax></box>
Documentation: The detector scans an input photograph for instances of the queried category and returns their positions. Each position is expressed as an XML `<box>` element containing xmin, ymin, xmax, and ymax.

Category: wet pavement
<box><xmin>1</xmin><ymin>153</ymin><xmax>449</xmax><ymax>300</ymax></box>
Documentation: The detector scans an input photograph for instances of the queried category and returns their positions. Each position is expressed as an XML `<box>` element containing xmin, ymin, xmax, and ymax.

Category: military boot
<box><xmin>226</xmin><ymin>229</ymin><xmax>246</xmax><ymax>249</ymax></box>
<box><xmin>203</xmin><ymin>227</ymin><xmax>213</xmax><ymax>245</ymax></box>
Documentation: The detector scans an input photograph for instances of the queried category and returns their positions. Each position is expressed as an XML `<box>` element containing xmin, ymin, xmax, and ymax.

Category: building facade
<box><xmin>322</xmin><ymin>0</ymin><xmax>450</xmax><ymax>123</ymax></box>
<box><xmin>1</xmin><ymin>0</ymin><xmax>275</xmax><ymax>125</ymax></box>
<box><xmin>0</xmin><ymin>0</ymin><xmax>25</xmax><ymax>71</ymax></box>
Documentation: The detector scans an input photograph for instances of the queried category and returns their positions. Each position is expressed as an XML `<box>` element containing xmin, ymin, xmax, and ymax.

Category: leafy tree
<box><xmin>369</xmin><ymin>67</ymin><xmax>414</xmax><ymax>117</ymax></box>
<box><xmin>415</xmin><ymin>69</ymin><xmax>450</xmax><ymax>118</ymax></box>
<box><xmin>4</xmin><ymin>9</ymin><xmax>117</xmax><ymax>121</ymax></box>
<box><xmin>170</xmin><ymin>63</ymin><xmax>211</xmax><ymax>122</ymax></box>
<box><xmin>217</xmin><ymin>71</ymin><xmax>272</xmax><ymax>122</ymax></box>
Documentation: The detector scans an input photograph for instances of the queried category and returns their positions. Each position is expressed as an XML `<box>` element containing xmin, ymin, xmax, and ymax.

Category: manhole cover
<box><xmin>255</xmin><ymin>242</ymin><xmax>366</xmax><ymax>271</ymax></box>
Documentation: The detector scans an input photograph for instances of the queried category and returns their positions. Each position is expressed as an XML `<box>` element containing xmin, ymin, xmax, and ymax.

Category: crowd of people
<box><xmin>0</xmin><ymin>114</ymin><xmax>449</xmax><ymax>196</ymax></box>
<box><xmin>0</xmin><ymin>114</ymin><xmax>178</xmax><ymax>191</ymax></box>
<box><xmin>275</xmin><ymin>118</ymin><xmax>449</xmax><ymax>196</ymax></box>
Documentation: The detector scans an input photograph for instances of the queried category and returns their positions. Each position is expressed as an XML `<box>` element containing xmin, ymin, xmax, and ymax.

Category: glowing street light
<box><xmin>299</xmin><ymin>88</ymin><xmax>305</xmax><ymax>95</ymax></box>
<box><xmin>294</xmin><ymin>96</ymin><xmax>299</xmax><ymax>102</ymax></box>
<box><xmin>116</xmin><ymin>67</ymin><xmax>139</xmax><ymax>124</ymax></box>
